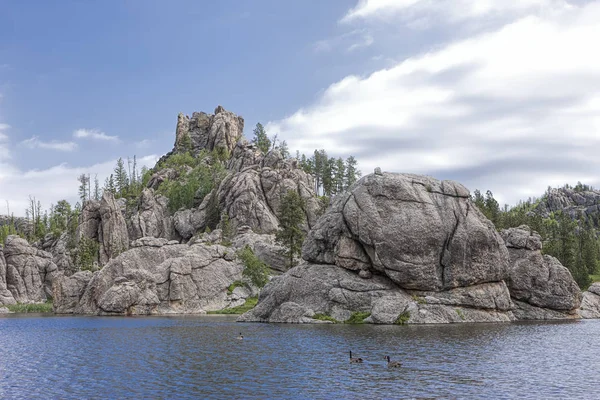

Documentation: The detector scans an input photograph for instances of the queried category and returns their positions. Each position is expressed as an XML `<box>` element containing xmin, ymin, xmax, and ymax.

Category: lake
<box><xmin>0</xmin><ymin>315</ymin><xmax>598</xmax><ymax>399</ymax></box>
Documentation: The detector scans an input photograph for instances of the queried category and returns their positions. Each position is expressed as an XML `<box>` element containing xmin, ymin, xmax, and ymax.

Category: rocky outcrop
<box><xmin>129</xmin><ymin>189</ymin><xmax>175</xmax><ymax>241</ymax></box>
<box><xmin>173</xmin><ymin>106</ymin><xmax>244</xmax><ymax>156</ymax></box>
<box><xmin>501</xmin><ymin>226</ymin><xmax>581</xmax><ymax>319</ymax></box>
<box><xmin>0</xmin><ymin>247</ymin><xmax>16</xmax><ymax>305</ymax></box>
<box><xmin>174</xmin><ymin>143</ymin><xmax>319</xmax><ymax>239</ymax></box>
<box><xmin>3</xmin><ymin>235</ymin><xmax>57</xmax><ymax>303</ymax></box>
<box><xmin>534</xmin><ymin>187</ymin><xmax>600</xmax><ymax>221</ymax></box>
<box><xmin>53</xmin><ymin>238</ymin><xmax>248</xmax><ymax>315</ymax></box>
<box><xmin>241</xmin><ymin>172</ymin><xmax>517</xmax><ymax>324</ymax></box>
<box><xmin>232</xmin><ymin>226</ymin><xmax>289</xmax><ymax>272</ymax></box>
<box><xmin>38</xmin><ymin>232</ymin><xmax>76</xmax><ymax>276</ymax></box>
<box><xmin>78</xmin><ymin>192</ymin><xmax>130</xmax><ymax>266</ymax></box>
<box><xmin>579</xmin><ymin>283</ymin><xmax>600</xmax><ymax>319</ymax></box>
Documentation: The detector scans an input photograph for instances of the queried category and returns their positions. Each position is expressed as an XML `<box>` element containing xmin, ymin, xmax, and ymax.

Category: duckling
<box><xmin>385</xmin><ymin>355</ymin><xmax>401</xmax><ymax>368</ymax></box>
<box><xmin>349</xmin><ymin>351</ymin><xmax>363</xmax><ymax>363</ymax></box>
<box><xmin>236</xmin><ymin>332</ymin><xmax>244</xmax><ymax>340</ymax></box>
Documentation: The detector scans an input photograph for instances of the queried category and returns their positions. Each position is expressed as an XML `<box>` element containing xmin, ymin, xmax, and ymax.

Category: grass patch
<box><xmin>344</xmin><ymin>311</ymin><xmax>371</xmax><ymax>324</ymax></box>
<box><xmin>590</xmin><ymin>274</ymin><xmax>600</xmax><ymax>283</ymax></box>
<box><xmin>7</xmin><ymin>301</ymin><xmax>53</xmax><ymax>313</ymax></box>
<box><xmin>456</xmin><ymin>308</ymin><xmax>465</xmax><ymax>320</ymax></box>
<box><xmin>227</xmin><ymin>280</ymin><xmax>247</xmax><ymax>295</ymax></box>
<box><xmin>411</xmin><ymin>294</ymin><xmax>427</xmax><ymax>304</ymax></box>
<box><xmin>207</xmin><ymin>297</ymin><xmax>258</xmax><ymax>315</ymax></box>
<box><xmin>394</xmin><ymin>311</ymin><xmax>410</xmax><ymax>325</ymax></box>
<box><xmin>313</xmin><ymin>313</ymin><xmax>339</xmax><ymax>323</ymax></box>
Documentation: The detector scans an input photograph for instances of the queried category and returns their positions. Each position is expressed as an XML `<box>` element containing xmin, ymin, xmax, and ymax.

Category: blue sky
<box><xmin>1</xmin><ymin>0</ymin><xmax>600</xmax><ymax>214</ymax></box>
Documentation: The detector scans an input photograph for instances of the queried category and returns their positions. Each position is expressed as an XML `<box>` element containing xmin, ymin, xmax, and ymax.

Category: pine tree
<box><xmin>345</xmin><ymin>156</ymin><xmax>360</xmax><ymax>189</ymax></box>
<box><xmin>77</xmin><ymin>174</ymin><xmax>90</xmax><ymax>202</ymax></box>
<box><xmin>335</xmin><ymin>157</ymin><xmax>346</xmax><ymax>193</ymax></box>
<box><xmin>252</xmin><ymin>123</ymin><xmax>271</xmax><ymax>154</ymax></box>
<box><xmin>93</xmin><ymin>174</ymin><xmax>101</xmax><ymax>201</ymax></box>
<box><xmin>279</xmin><ymin>140</ymin><xmax>290</xmax><ymax>159</ymax></box>
<box><xmin>275</xmin><ymin>190</ymin><xmax>306</xmax><ymax>268</ymax></box>
<box><xmin>114</xmin><ymin>158</ymin><xmax>129</xmax><ymax>197</ymax></box>
<box><xmin>104</xmin><ymin>174</ymin><xmax>116</xmax><ymax>195</ymax></box>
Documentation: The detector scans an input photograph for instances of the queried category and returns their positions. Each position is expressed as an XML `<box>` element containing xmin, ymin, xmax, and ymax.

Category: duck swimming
<box><xmin>385</xmin><ymin>355</ymin><xmax>401</xmax><ymax>368</ymax></box>
<box><xmin>349</xmin><ymin>351</ymin><xmax>363</xmax><ymax>363</ymax></box>
<box><xmin>236</xmin><ymin>332</ymin><xmax>244</xmax><ymax>340</ymax></box>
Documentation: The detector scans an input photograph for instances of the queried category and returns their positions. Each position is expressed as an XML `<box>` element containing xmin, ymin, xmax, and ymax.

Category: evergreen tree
<box><xmin>114</xmin><ymin>158</ymin><xmax>129</xmax><ymax>196</ymax></box>
<box><xmin>335</xmin><ymin>157</ymin><xmax>346</xmax><ymax>193</ymax></box>
<box><xmin>93</xmin><ymin>174</ymin><xmax>101</xmax><ymax>201</ymax></box>
<box><xmin>77</xmin><ymin>174</ymin><xmax>90</xmax><ymax>202</ymax></box>
<box><xmin>279</xmin><ymin>140</ymin><xmax>290</xmax><ymax>159</ymax></box>
<box><xmin>345</xmin><ymin>156</ymin><xmax>360</xmax><ymax>189</ymax></box>
<box><xmin>252</xmin><ymin>123</ymin><xmax>271</xmax><ymax>154</ymax></box>
<box><xmin>104</xmin><ymin>174</ymin><xmax>116</xmax><ymax>195</ymax></box>
<box><xmin>275</xmin><ymin>190</ymin><xmax>306</xmax><ymax>268</ymax></box>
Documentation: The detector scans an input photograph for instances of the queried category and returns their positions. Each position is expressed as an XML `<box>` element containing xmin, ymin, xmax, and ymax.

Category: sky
<box><xmin>0</xmin><ymin>0</ymin><xmax>599</xmax><ymax>215</ymax></box>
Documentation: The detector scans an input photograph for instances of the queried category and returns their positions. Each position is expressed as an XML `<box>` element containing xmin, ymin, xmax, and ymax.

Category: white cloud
<box><xmin>0</xmin><ymin>155</ymin><xmax>159</xmax><ymax>216</ymax></box>
<box><xmin>270</xmin><ymin>1</ymin><xmax>600</xmax><ymax>206</ymax></box>
<box><xmin>314</xmin><ymin>29</ymin><xmax>374</xmax><ymax>53</ymax></box>
<box><xmin>341</xmin><ymin>0</ymin><xmax>572</xmax><ymax>25</ymax></box>
<box><xmin>20</xmin><ymin>136</ymin><xmax>78</xmax><ymax>152</ymax></box>
<box><xmin>73</xmin><ymin>128</ymin><xmax>120</xmax><ymax>143</ymax></box>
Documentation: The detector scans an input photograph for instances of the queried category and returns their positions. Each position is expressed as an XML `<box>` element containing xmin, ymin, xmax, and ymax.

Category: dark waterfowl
<box><xmin>385</xmin><ymin>355</ymin><xmax>401</xmax><ymax>368</ymax></box>
<box><xmin>349</xmin><ymin>351</ymin><xmax>363</xmax><ymax>363</ymax></box>
<box><xmin>237</xmin><ymin>332</ymin><xmax>244</xmax><ymax>340</ymax></box>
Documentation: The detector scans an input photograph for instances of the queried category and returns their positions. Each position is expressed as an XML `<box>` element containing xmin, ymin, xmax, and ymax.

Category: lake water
<box><xmin>0</xmin><ymin>315</ymin><xmax>599</xmax><ymax>399</ymax></box>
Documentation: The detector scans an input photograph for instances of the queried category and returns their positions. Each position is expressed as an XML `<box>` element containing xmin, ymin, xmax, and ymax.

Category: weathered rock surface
<box><xmin>38</xmin><ymin>232</ymin><xmax>76</xmax><ymax>276</ymax></box>
<box><xmin>579</xmin><ymin>283</ymin><xmax>600</xmax><ymax>319</ymax></box>
<box><xmin>303</xmin><ymin>172</ymin><xmax>508</xmax><ymax>291</ymax></box>
<box><xmin>3</xmin><ymin>235</ymin><xmax>57</xmax><ymax>303</ymax></box>
<box><xmin>239</xmin><ymin>263</ymin><xmax>514</xmax><ymax>324</ymax></box>
<box><xmin>501</xmin><ymin>226</ymin><xmax>581</xmax><ymax>316</ymax></box>
<box><xmin>240</xmin><ymin>172</ymin><xmax>521</xmax><ymax>324</ymax></box>
<box><xmin>129</xmin><ymin>188</ymin><xmax>175</xmax><ymax>241</ymax></box>
<box><xmin>232</xmin><ymin>227</ymin><xmax>289</xmax><ymax>272</ymax></box>
<box><xmin>174</xmin><ymin>106</ymin><xmax>244</xmax><ymax>156</ymax></box>
<box><xmin>53</xmin><ymin>238</ymin><xmax>247</xmax><ymax>315</ymax></box>
<box><xmin>174</xmin><ymin>142</ymin><xmax>319</xmax><ymax>239</ymax></box>
<box><xmin>0</xmin><ymin>247</ymin><xmax>16</xmax><ymax>305</ymax></box>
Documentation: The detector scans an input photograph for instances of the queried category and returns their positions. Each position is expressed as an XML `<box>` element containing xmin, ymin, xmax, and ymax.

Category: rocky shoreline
<box><xmin>1</xmin><ymin>106</ymin><xmax>600</xmax><ymax>324</ymax></box>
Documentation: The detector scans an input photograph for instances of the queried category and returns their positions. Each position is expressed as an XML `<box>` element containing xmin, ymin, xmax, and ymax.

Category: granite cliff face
<box><xmin>240</xmin><ymin>173</ymin><xmax>581</xmax><ymax>324</ymax></box>
<box><xmin>534</xmin><ymin>187</ymin><xmax>600</xmax><ymax>221</ymax></box>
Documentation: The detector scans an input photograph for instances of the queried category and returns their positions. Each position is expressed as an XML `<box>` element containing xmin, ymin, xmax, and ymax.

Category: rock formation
<box><xmin>0</xmin><ymin>246</ymin><xmax>16</xmax><ymax>304</ymax></box>
<box><xmin>173</xmin><ymin>105</ymin><xmax>244</xmax><ymax>156</ymax></box>
<box><xmin>501</xmin><ymin>226</ymin><xmax>581</xmax><ymax>319</ymax></box>
<box><xmin>240</xmin><ymin>172</ymin><xmax>582</xmax><ymax>324</ymax></box>
<box><xmin>53</xmin><ymin>238</ymin><xmax>250</xmax><ymax>315</ymax></box>
<box><xmin>38</xmin><ymin>232</ymin><xmax>76</xmax><ymax>276</ymax></box>
<box><xmin>174</xmin><ymin>141</ymin><xmax>319</xmax><ymax>239</ymax></box>
<box><xmin>128</xmin><ymin>188</ymin><xmax>175</xmax><ymax>241</ymax></box>
<box><xmin>534</xmin><ymin>186</ymin><xmax>600</xmax><ymax>221</ymax></box>
<box><xmin>579</xmin><ymin>283</ymin><xmax>600</xmax><ymax>319</ymax></box>
<box><xmin>3</xmin><ymin>235</ymin><xmax>57</xmax><ymax>303</ymax></box>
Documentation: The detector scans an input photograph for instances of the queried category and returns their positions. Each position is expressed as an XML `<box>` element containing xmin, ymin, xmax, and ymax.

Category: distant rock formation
<box><xmin>240</xmin><ymin>173</ymin><xmax>582</xmax><ymax>324</ymax></box>
<box><xmin>173</xmin><ymin>105</ymin><xmax>244</xmax><ymax>156</ymax></box>
<box><xmin>534</xmin><ymin>187</ymin><xmax>600</xmax><ymax>221</ymax></box>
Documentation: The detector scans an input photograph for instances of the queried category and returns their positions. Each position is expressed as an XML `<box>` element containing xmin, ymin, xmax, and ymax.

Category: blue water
<box><xmin>0</xmin><ymin>315</ymin><xmax>599</xmax><ymax>399</ymax></box>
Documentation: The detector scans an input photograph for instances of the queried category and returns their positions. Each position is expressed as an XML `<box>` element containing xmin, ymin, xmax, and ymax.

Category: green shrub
<box><xmin>237</xmin><ymin>246</ymin><xmax>270</xmax><ymax>288</ymax></box>
<box><xmin>227</xmin><ymin>280</ymin><xmax>247</xmax><ymax>295</ymax></box>
<box><xmin>207</xmin><ymin>296</ymin><xmax>258</xmax><ymax>314</ymax></box>
<box><xmin>75</xmin><ymin>237</ymin><xmax>99</xmax><ymax>271</ymax></box>
<box><xmin>395</xmin><ymin>311</ymin><xmax>411</xmax><ymax>325</ymax></box>
<box><xmin>7</xmin><ymin>301</ymin><xmax>53</xmax><ymax>313</ymax></box>
<box><xmin>345</xmin><ymin>311</ymin><xmax>371</xmax><ymax>324</ymax></box>
<box><xmin>456</xmin><ymin>308</ymin><xmax>465</xmax><ymax>320</ymax></box>
<box><xmin>411</xmin><ymin>294</ymin><xmax>427</xmax><ymax>304</ymax></box>
<box><xmin>313</xmin><ymin>313</ymin><xmax>339</xmax><ymax>323</ymax></box>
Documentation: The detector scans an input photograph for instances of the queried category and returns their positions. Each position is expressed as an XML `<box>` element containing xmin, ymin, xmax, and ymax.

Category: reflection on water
<box><xmin>0</xmin><ymin>314</ymin><xmax>598</xmax><ymax>399</ymax></box>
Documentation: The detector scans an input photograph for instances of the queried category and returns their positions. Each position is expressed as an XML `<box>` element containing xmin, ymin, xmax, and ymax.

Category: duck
<box><xmin>349</xmin><ymin>351</ymin><xmax>363</xmax><ymax>363</ymax></box>
<box><xmin>385</xmin><ymin>355</ymin><xmax>401</xmax><ymax>368</ymax></box>
<box><xmin>236</xmin><ymin>332</ymin><xmax>244</xmax><ymax>340</ymax></box>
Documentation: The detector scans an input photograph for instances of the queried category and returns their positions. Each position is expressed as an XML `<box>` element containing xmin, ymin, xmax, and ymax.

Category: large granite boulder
<box><xmin>232</xmin><ymin>226</ymin><xmax>289</xmax><ymax>272</ymax></box>
<box><xmin>4</xmin><ymin>235</ymin><xmax>57</xmax><ymax>303</ymax></box>
<box><xmin>173</xmin><ymin>105</ymin><xmax>244</xmax><ymax>156</ymax></box>
<box><xmin>174</xmin><ymin>144</ymin><xmax>319</xmax><ymax>239</ymax></box>
<box><xmin>240</xmin><ymin>172</ymin><xmax>517</xmax><ymax>324</ymax></box>
<box><xmin>129</xmin><ymin>188</ymin><xmax>175</xmax><ymax>241</ymax></box>
<box><xmin>303</xmin><ymin>172</ymin><xmax>508</xmax><ymax>291</ymax></box>
<box><xmin>53</xmin><ymin>238</ymin><xmax>246</xmax><ymax>315</ymax></box>
<box><xmin>38</xmin><ymin>232</ymin><xmax>76</xmax><ymax>276</ymax></box>
<box><xmin>0</xmin><ymin>247</ymin><xmax>16</xmax><ymax>305</ymax></box>
<box><xmin>501</xmin><ymin>226</ymin><xmax>581</xmax><ymax>319</ymax></box>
